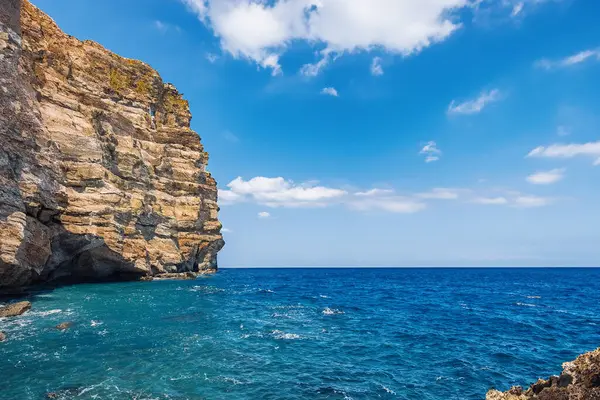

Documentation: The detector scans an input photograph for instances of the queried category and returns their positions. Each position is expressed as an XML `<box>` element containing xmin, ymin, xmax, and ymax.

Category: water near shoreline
<box><xmin>1</xmin><ymin>268</ymin><xmax>600</xmax><ymax>400</ymax></box>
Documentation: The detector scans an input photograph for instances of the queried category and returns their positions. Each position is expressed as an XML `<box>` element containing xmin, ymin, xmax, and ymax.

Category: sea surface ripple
<box><xmin>1</xmin><ymin>268</ymin><xmax>600</xmax><ymax>400</ymax></box>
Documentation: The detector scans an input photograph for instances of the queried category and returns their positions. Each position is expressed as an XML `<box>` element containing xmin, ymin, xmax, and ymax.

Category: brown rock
<box><xmin>55</xmin><ymin>322</ymin><xmax>72</xmax><ymax>330</ymax></box>
<box><xmin>0</xmin><ymin>0</ymin><xmax>224</xmax><ymax>289</ymax></box>
<box><xmin>0</xmin><ymin>301</ymin><xmax>31</xmax><ymax>317</ymax></box>
<box><xmin>0</xmin><ymin>331</ymin><xmax>6</xmax><ymax>341</ymax></box>
<box><xmin>486</xmin><ymin>347</ymin><xmax>600</xmax><ymax>400</ymax></box>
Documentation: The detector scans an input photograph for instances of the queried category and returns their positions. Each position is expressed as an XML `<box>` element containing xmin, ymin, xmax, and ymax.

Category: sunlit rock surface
<box><xmin>0</xmin><ymin>0</ymin><xmax>224</xmax><ymax>288</ymax></box>
<box><xmin>487</xmin><ymin>348</ymin><xmax>600</xmax><ymax>400</ymax></box>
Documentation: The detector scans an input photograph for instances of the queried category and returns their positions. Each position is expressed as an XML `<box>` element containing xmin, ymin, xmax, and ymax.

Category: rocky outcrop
<box><xmin>487</xmin><ymin>348</ymin><xmax>600</xmax><ymax>400</ymax></box>
<box><xmin>0</xmin><ymin>301</ymin><xmax>31</xmax><ymax>317</ymax></box>
<box><xmin>0</xmin><ymin>0</ymin><xmax>224</xmax><ymax>289</ymax></box>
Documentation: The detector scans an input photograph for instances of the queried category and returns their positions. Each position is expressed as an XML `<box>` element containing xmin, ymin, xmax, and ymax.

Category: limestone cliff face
<box><xmin>0</xmin><ymin>0</ymin><xmax>224</xmax><ymax>288</ymax></box>
<box><xmin>487</xmin><ymin>348</ymin><xmax>600</xmax><ymax>400</ymax></box>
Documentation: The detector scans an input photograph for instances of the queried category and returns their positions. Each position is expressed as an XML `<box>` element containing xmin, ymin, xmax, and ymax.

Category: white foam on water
<box><xmin>271</xmin><ymin>330</ymin><xmax>301</xmax><ymax>340</ymax></box>
<box><xmin>516</xmin><ymin>302</ymin><xmax>537</xmax><ymax>307</ymax></box>
<box><xmin>380</xmin><ymin>385</ymin><xmax>396</xmax><ymax>395</ymax></box>
<box><xmin>30</xmin><ymin>309</ymin><xmax>62</xmax><ymax>317</ymax></box>
<box><xmin>527</xmin><ymin>295</ymin><xmax>542</xmax><ymax>299</ymax></box>
<box><xmin>90</xmin><ymin>320</ymin><xmax>103</xmax><ymax>327</ymax></box>
<box><xmin>322</xmin><ymin>307</ymin><xmax>344</xmax><ymax>315</ymax></box>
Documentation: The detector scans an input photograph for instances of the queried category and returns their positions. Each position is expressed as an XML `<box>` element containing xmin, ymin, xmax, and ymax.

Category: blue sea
<box><xmin>1</xmin><ymin>268</ymin><xmax>600</xmax><ymax>400</ymax></box>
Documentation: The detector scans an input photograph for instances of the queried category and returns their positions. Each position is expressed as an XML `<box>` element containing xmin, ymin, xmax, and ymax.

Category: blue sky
<box><xmin>33</xmin><ymin>0</ymin><xmax>600</xmax><ymax>266</ymax></box>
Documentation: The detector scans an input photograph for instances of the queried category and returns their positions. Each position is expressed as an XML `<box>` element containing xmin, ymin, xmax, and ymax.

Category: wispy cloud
<box><xmin>514</xmin><ymin>195</ymin><xmax>552</xmax><ymax>208</ymax></box>
<box><xmin>511</xmin><ymin>2</ymin><xmax>524</xmax><ymax>17</ymax></box>
<box><xmin>370</xmin><ymin>57</ymin><xmax>384</xmax><ymax>76</ymax></box>
<box><xmin>527</xmin><ymin>141</ymin><xmax>600</xmax><ymax>166</ymax></box>
<box><xmin>419</xmin><ymin>141</ymin><xmax>441</xmax><ymax>163</ymax></box>
<box><xmin>206</xmin><ymin>53</ymin><xmax>219</xmax><ymax>63</ymax></box>
<box><xmin>222</xmin><ymin>131</ymin><xmax>240</xmax><ymax>143</ymax></box>
<box><xmin>448</xmin><ymin>89</ymin><xmax>502</xmax><ymax>115</ymax></box>
<box><xmin>219</xmin><ymin>177</ymin><xmax>555</xmax><ymax>212</ymax></box>
<box><xmin>258</xmin><ymin>211</ymin><xmax>271</xmax><ymax>218</ymax></box>
<box><xmin>321</xmin><ymin>87</ymin><xmax>339</xmax><ymax>97</ymax></box>
<box><xmin>536</xmin><ymin>49</ymin><xmax>600</xmax><ymax>70</ymax></box>
<box><xmin>154</xmin><ymin>20</ymin><xmax>181</xmax><ymax>33</ymax></box>
<box><xmin>471</xmin><ymin>197</ymin><xmax>509</xmax><ymax>205</ymax></box>
<box><xmin>417</xmin><ymin>188</ymin><xmax>461</xmax><ymax>200</ymax></box>
<box><xmin>526</xmin><ymin>168</ymin><xmax>565</xmax><ymax>185</ymax></box>
<box><xmin>472</xmin><ymin>194</ymin><xmax>551</xmax><ymax>208</ymax></box>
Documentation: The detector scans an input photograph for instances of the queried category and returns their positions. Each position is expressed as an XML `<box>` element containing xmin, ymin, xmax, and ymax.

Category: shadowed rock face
<box><xmin>487</xmin><ymin>348</ymin><xmax>600</xmax><ymax>400</ymax></box>
<box><xmin>0</xmin><ymin>0</ymin><xmax>224</xmax><ymax>288</ymax></box>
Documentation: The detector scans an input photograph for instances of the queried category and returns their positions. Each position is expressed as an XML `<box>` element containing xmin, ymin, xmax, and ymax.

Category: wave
<box><xmin>516</xmin><ymin>302</ymin><xmax>537</xmax><ymax>307</ymax></box>
<box><xmin>322</xmin><ymin>307</ymin><xmax>344</xmax><ymax>315</ymax></box>
<box><xmin>189</xmin><ymin>285</ymin><xmax>225</xmax><ymax>294</ymax></box>
<box><xmin>271</xmin><ymin>330</ymin><xmax>302</xmax><ymax>340</ymax></box>
<box><xmin>29</xmin><ymin>309</ymin><xmax>63</xmax><ymax>317</ymax></box>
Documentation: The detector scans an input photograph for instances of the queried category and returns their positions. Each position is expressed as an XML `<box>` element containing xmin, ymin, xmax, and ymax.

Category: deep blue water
<box><xmin>1</xmin><ymin>268</ymin><xmax>600</xmax><ymax>400</ymax></box>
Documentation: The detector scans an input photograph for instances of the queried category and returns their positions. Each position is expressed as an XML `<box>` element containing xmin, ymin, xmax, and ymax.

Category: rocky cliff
<box><xmin>487</xmin><ymin>348</ymin><xmax>600</xmax><ymax>400</ymax></box>
<box><xmin>0</xmin><ymin>0</ymin><xmax>224</xmax><ymax>288</ymax></box>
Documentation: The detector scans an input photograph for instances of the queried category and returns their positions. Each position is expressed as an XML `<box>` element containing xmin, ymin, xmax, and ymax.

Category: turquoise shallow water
<box><xmin>1</xmin><ymin>268</ymin><xmax>600</xmax><ymax>400</ymax></box>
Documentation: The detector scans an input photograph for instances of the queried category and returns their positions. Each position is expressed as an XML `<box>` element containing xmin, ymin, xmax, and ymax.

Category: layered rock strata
<box><xmin>0</xmin><ymin>0</ymin><xmax>224</xmax><ymax>288</ymax></box>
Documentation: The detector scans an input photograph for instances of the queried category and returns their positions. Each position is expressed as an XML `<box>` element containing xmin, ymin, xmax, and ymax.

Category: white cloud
<box><xmin>420</xmin><ymin>141</ymin><xmax>441</xmax><ymax>163</ymax></box>
<box><xmin>349</xmin><ymin>197</ymin><xmax>427</xmax><ymax>214</ymax></box>
<box><xmin>355</xmin><ymin>188</ymin><xmax>394</xmax><ymax>197</ymax></box>
<box><xmin>218</xmin><ymin>176</ymin><xmax>556</xmax><ymax>213</ymax></box>
<box><xmin>221</xmin><ymin>227</ymin><xmax>232</xmax><ymax>233</ymax></box>
<box><xmin>219</xmin><ymin>188</ymin><xmax>243</xmax><ymax>204</ymax></box>
<box><xmin>206</xmin><ymin>52</ymin><xmax>219</xmax><ymax>63</ymax></box>
<box><xmin>526</xmin><ymin>168</ymin><xmax>565</xmax><ymax>185</ymax></box>
<box><xmin>181</xmin><ymin>0</ymin><xmax>471</xmax><ymax>75</ymax></box>
<box><xmin>514</xmin><ymin>195</ymin><xmax>551</xmax><ymax>208</ymax></box>
<box><xmin>321</xmin><ymin>87</ymin><xmax>338</xmax><ymax>97</ymax></box>
<box><xmin>417</xmin><ymin>188</ymin><xmax>461</xmax><ymax>200</ymax></box>
<box><xmin>448</xmin><ymin>89</ymin><xmax>502</xmax><ymax>115</ymax></box>
<box><xmin>258</xmin><ymin>211</ymin><xmax>271</xmax><ymax>218</ymax></box>
<box><xmin>220</xmin><ymin>176</ymin><xmax>347</xmax><ymax>208</ymax></box>
<box><xmin>557</xmin><ymin>125</ymin><xmax>571</xmax><ymax>137</ymax></box>
<box><xmin>154</xmin><ymin>20</ymin><xmax>181</xmax><ymax>33</ymax></box>
<box><xmin>527</xmin><ymin>141</ymin><xmax>600</xmax><ymax>165</ymax></box>
<box><xmin>511</xmin><ymin>2</ymin><xmax>524</xmax><ymax>17</ymax></box>
<box><xmin>536</xmin><ymin>49</ymin><xmax>600</xmax><ymax>70</ymax></box>
<box><xmin>472</xmin><ymin>197</ymin><xmax>508</xmax><ymax>205</ymax></box>
<box><xmin>370</xmin><ymin>57</ymin><xmax>384</xmax><ymax>76</ymax></box>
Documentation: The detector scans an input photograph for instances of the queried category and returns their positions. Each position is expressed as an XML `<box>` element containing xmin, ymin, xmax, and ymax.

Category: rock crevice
<box><xmin>0</xmin><ymin>0</ymin><xmax>224</xmax><ymax>289</ymax></box>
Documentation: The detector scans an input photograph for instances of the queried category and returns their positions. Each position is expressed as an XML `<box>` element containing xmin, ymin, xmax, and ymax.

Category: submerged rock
<box><xmin>55</xmin><ymin>322</ymin><xmax>73</xmax><ymax>331</ymax></box>
<box><xmin>487</xmin><ymin>347</ymin><xmax>600</xmax><ymax>399</ymax></box>
<box><xmin>0</xmin><ymin>0</ymin><xmax>224</xmax><ymax>289</ymax></box>
<box><xmin>0</xmin><ymin>300</ymin><xmax>31</xmax><ymax>317</ymax></box>
<box><xmin>0</xmin><ymin>331</ymin><xmax>6</xmax><ymax>342</ymax></box>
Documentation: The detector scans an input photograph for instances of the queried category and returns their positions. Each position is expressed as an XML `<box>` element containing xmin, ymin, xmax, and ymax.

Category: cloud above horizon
<box><xmin>181</xmin><ymin>0</ymin><xmax>475</xmax><ymax>75</ymax></box>
<box><xmin>526</xmin><ymin>168</ymin><xmax>565</xmax><ymax>185</ymax></box>
<box><xmin>219</xmin><ymin>177</ymin><xmax>553</xmax><ymax>212</ymax></box>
